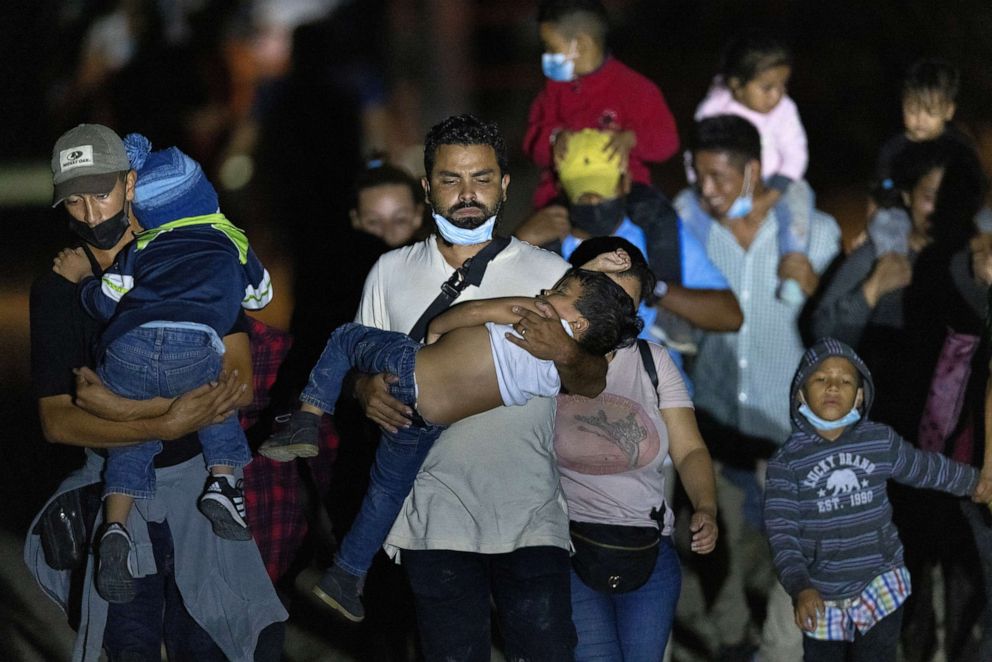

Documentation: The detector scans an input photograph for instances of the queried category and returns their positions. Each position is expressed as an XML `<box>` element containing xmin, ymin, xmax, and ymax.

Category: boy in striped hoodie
<box><xmin>763</xmin><ymin>337</ymin><xmax>982</xmax><ymax>661</ymax></box>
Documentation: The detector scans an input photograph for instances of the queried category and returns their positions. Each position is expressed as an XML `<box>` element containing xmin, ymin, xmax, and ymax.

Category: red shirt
<box><xmin>523</xmin><ymin>57</ymin><xmax>679</xmax><ymax>208</ymax></box>
<box><xmin>241</xmin><ymin>317</ymin><xmax>338</xmax><ymax>583</ymax></box>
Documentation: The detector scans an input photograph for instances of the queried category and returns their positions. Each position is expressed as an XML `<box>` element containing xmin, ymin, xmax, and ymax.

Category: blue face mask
<box><xmin>726</xmin><ymin>164</ymin><xmax>754</xmax><ymax>219</ymax></box>
<box><xmin>542</xmin><ymin>46</ymin><xmax>577</xmax><ymax>82</ymax></box>
<box><xmin>798</xmin><ymin>402</ymin><xmax>862</xmax><ymax>431</ymax></box>
<box><xmin>432</xmin><ymin>211</ymin><xmax>497</xmax><ymax>245</ymax></box>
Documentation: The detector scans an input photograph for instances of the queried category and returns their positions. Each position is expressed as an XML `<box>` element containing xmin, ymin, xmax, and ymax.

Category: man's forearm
<box><xmin>39</xmin><ymin>395</ymin><xmax>183</xmax><ymax>448</ymax></box>
<box><xmin>659</xmin><ymin>287</ymin><xmax>742</xmax><ymax>331</ymax></box>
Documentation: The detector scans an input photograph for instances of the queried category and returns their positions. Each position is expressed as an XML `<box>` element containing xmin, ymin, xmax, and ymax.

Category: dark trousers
<box><xmin>104</xmin><ymin>520</ymin><xmax>225</xmax><ymax>661</ymax></box>
<box><xmin>402</xmin><ymin>546</ymin><xmax>576</xmax><ymax>661</ymax></box>
<box><xmin>802</xmin><ymin>605</ymin><xmax>903</xmax><ymax>662</ymax></box>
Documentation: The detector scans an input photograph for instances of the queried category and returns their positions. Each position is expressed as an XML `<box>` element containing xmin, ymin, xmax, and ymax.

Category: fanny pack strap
<box><xmin>408</xmin><ymin>236</ymin><xmax>511</xmax><ymax>342</ymax></box>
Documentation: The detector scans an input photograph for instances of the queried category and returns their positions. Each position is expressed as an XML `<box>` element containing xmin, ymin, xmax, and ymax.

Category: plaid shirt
<box><xmin>675</xmin><ymin>190</ymin><xmax>841</xmax><ymax>445</ymax></box>
<box><xmin>807</xmin><ymin>566</ymin><xmax>912</xmax><ymax>641</ymax></box>
<box><xmin>241</xmin><ymin>317</ymin><xmax>337</xmax><ymax>583</ymax></box>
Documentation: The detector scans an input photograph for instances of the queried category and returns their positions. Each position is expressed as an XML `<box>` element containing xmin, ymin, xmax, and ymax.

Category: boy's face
<box><xmin>539</xmin><ymin>275</ymin><xmax>587</xmax><ymax>336</ymax></box>
<box><xmin>730</xmin><ymin>65</ymin><xmax>791</xmax><ymax>115</ymax></box>
<box><xmin>801</xmin><ymin>356</ymin><xmax>863</xmax><ymax>422</ymax></box>
<box><xmin>351</xmin><ymin>183</ymin><xmax>423</xmax><ymax>248</ymax></box>
<box><xmin>902</xmin><ymin>93</ymin><xmax>955</xmax><ymax>142</ymax></box>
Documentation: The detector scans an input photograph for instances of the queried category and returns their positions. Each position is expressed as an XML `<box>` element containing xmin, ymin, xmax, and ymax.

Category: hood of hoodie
<box><xmin>789</xmin><ymin>337</ymin><xmax>875</xmax><ymax>436</ymax></box>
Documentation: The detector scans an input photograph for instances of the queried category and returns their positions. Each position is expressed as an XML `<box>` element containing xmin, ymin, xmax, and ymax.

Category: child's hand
<box><xmin>514</xmin><ymin>205</ymin><xmax>571</xmax><ymax>246</ymax></box>
<box><xmin>580</xmin><ymin>248</ymin><xmax>631</xmax><ymax>274</ymax></box>
<box><xmin>552</xmin><ymin>130</ymin><xmax>574</xmax><ymax>162</ymax></box>
<box><xmin>604</xmin><ymin>130</ymin><xmax>636</xmax><ymax>171</ymax></box>
<box><xmin>794</xmin><ymin>588</ymin><xmax>825</xmax><ymax>632</ymax></box>
<box><xmin>972</xmin><ymin>462</ymin><xmax>992</xmax><ymax>504</ymax></box>
<box><xmin>52</xmin><ymin>247</ymin><xmax>92</xmax><ymax>283</ymax></box>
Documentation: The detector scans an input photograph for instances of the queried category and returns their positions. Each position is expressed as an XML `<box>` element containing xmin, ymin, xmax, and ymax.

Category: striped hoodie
<box><xmin>763</xmin><ymin>337</ymin><xmax>978</xmax><ymax>600</ymax></box>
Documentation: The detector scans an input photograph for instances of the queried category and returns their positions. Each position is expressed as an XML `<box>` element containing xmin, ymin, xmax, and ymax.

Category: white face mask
<box><xmin>798</xmin><ymin>402</ymin><xmax>862</xmax><ymax>431</ymax></box>
<box><xmin>726</xmin><ymin>164</ymin><xmax>754</xmax><ymax>219</ymax></box>
<box><xmin>431</xmin><ymin>211</ymin><xmax>497</xmax><ymax>245</ymax></box>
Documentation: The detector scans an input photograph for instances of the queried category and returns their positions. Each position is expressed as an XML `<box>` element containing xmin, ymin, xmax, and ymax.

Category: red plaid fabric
<box><xmin>240</xmin><ymin>316</ymin><xmax>338</xmax><ymax>583</ymax></box>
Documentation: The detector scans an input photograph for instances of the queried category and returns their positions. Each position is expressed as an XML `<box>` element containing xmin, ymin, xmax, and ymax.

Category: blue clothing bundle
<box><xmin>125</xmin><ymin>133</ymin><xmax>219</xmax><ymax>229</ymax></box>
<box><xmin>80</xmin><ymin>213</ymin><xmax>272</xmax><ymax>356</ymax></box>
<box><xmin>763</xmin><ymin>338</ymin><xmax>978</xmax><ymax>601</ymax></box>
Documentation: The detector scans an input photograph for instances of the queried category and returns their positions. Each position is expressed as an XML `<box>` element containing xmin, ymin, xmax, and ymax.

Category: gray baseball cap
<box><xmin>51</xmin><ymin>124</ymin><xmax>130</xmax><ymax>206</ymax></box>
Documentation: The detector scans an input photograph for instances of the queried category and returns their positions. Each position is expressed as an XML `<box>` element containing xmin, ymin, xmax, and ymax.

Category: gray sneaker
<box><xmin>96</xmin><ymin>523</ymin><xmax>136</xmax><ymax>603</ymax></box>
<box><xmin>312</xmin><ymin>563</ymin><xmax>366</xmax><ymax>622</ymax></box>
<box><xmin>259</xmin><ymin>411</ymin><xmax>320</xmax><ymax>462</ymax></box>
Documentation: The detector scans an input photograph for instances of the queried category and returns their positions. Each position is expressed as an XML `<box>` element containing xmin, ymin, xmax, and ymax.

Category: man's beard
<box><xmin>431</xmin><ymin>196</ymin><xmax>503</xmax><ymax>229</ymax></box>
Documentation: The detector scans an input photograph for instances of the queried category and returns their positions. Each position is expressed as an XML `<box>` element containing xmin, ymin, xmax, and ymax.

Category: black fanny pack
<box><xmin>569</xmin><ymin>520</ymin><xmax>661</xmax><ymax>593</ymax></box>
<box><xmin>34</xmin><ymin>485</ymin><xmax>101</xmax><ymax>570</ymax></box>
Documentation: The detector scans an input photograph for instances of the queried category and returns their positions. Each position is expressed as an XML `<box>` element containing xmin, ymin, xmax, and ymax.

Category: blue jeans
<box><xmin>403</xmin><ymin>546</ymin><xmax>577</xmax><ymax>661</ymax></box>
<box><xmin>802</xmin><ymin>605</ymin><xmax>903</xmax><ymax>662</ymax></box>
<box><xmin>99</xmin><ymin>326</ymin><xmax>250</xmax><ymax>499</ymax></box>
<box><xmin>303</xmin><ymin>323</ymin><xmax>445</xmax><ymax>576</ymax></box>
<box><xmin>570</xmin><ymin>536</ymin><xmax>681</xmax><ymax>661</ymax></box>
<box><xmin>104</xmin><ymin>520</ymin><xmax>225</xmax><ymax>661</ymax></box>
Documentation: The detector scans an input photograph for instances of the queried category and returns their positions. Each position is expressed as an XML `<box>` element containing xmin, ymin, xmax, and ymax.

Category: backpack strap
<box><xmin>408</xmin><ymin>236</ymin><xmax>511</xmax><ymax>342</ymax></box>
<box><xmin>636</xmin><ymin>339</ymin><xmax>660</xmax><ymax>408</ymax></box>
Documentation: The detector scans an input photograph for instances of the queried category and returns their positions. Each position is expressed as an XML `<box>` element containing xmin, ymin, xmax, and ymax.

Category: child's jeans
<box><xmin>100</xmin><ymin>326</ymin><xmax>250</xmax><ymax>499</ymax></box>
<box><xmin>302</xmin><ymin>322</ymin><xmax>445</xmax><ymax>576</ymax></box>
<box><xmin>774</xmin><ymin>179</ymin><xmax>814</xmax><ymax>257</ymax></box>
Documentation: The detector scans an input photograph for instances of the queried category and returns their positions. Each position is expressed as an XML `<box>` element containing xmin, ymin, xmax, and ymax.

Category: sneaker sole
<box><xmin>97</xmin><ymin>533</ymin><xmax>135</xmax><ymax>603</ymax></box>
<box><xmin>311</xmin><ymin>584</ymin><xmax>365</xmax><ymax>623</ymax></box>
<box><xmin>258</xmin><ymin>441</ymin><xmax>320</xmax><ymax>462</ymax></box>
<box><xmin>198</xmin><ymin>495</ymin><xmax>252</xmax><ymax>541</ymax></box>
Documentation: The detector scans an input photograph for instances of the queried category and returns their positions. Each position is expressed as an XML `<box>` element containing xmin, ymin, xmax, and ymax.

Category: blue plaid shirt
<box><xmin>674</xmin><ymin>189</ymin><xmax>840</xmax><ymax>445</ymax></box>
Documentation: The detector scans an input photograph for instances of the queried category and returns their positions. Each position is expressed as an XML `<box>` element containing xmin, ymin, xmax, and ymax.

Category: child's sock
<box><xmin>259</xmin><ymin>410</ymin><xmax>321</xmax><ymax>462</ymax></box>
<box><xmin>312</xmin><ymin>561</ymin><xmax>367</xmax><ymax>623</ymax></box>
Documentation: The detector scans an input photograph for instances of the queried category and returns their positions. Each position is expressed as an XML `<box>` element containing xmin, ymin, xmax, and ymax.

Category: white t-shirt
<box><xmin>555</xmin><ymin>342</ymin><xmax>693</xmax><ymax>536</ymax></box>
<box><xmin>486</xmin><ymin>319</ymin><xmax>573</xmax><ymax>406</ymax></box>
<box><xmin>356</xmin><ymin>235</ymin><xmax>572</xmax><ymax>557</ymax></box>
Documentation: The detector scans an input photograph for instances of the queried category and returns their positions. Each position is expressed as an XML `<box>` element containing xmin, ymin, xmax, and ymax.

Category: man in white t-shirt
<box><xmin>350</xmin><ymin>114</ymin><xmax>607</xmax><ymax>660</ymax></box>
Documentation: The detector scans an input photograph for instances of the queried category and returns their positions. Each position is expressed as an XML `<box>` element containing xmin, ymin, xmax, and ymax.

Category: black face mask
<box><xmin>569</xmin><ymin>197</ymin><xmax>626</xmax><ymax>237</ymax></box>
<box><xmin>68</xmin><ymin>203</ymin><xmax>131</xmax><ymax>250</ymax></box>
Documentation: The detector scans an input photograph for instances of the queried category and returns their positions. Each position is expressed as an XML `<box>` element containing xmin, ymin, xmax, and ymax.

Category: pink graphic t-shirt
<box><xmin>554</xmin><ymin>342</ymin><xmax>693</xmax><ymax>535</ymax></box>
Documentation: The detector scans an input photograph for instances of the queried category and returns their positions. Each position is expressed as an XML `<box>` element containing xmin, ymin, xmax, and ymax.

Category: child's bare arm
<box><xmin>52</xmin><ymin>247</ymin><xmax>93</xmax><ymax>283</ymax></box>
<box><xmin>426</xmin><ymin>297</ymin><xmax>540</xmax><ymax>343</ymax></box>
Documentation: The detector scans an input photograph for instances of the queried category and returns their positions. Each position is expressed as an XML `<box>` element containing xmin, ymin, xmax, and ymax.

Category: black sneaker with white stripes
<box><xmin>197</xmin><ymin>474</ymin><xmax>251</xmax><ymax>541</ymax></box>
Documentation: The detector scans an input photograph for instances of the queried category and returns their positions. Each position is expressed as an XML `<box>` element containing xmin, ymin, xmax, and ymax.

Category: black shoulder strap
<box><xmin>408</xmin><ymin>236</ymin><xmax>511</xmax><ymax>342</ymax></box>
<box><xmin>636</xmin><ymin>339</ymin><xmax>660</xmax><ymax>408</ymax></box>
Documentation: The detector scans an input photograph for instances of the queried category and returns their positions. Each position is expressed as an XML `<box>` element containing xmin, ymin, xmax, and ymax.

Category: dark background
<box><xmin>2</xmin><ymin>1</ymin><xmax>992</xmax><ymax>659</ymax></box>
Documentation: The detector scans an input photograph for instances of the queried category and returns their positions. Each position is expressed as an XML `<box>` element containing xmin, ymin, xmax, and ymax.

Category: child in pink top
<box><xmin>693</xmin><ymin>34</ymin><xmax>813</xmax><ymax>304</ymax></box>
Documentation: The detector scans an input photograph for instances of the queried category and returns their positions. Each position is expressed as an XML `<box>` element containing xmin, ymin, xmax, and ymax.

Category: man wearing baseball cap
<box><xmin>26</xmin><ymin>124</ymin><xmax>283</xmax><ymax>660</ymax></box>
